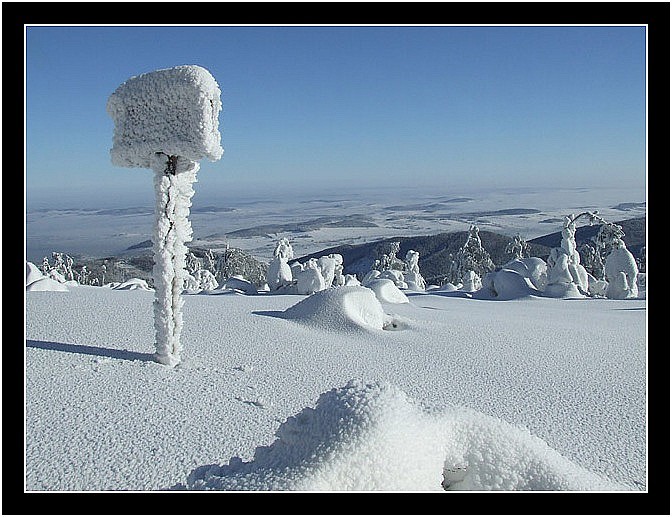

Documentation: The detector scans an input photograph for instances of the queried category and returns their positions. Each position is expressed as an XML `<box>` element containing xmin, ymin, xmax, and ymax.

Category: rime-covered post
<box><xmin>107</xmin><ymin>65</ymin><xmax>223</xmax><ymax>366</ymax></box>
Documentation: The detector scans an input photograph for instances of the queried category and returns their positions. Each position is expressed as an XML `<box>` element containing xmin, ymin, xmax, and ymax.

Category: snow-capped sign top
<box><xmin>107</xmin><ymin>65</ymin><xmax>223</xmax><ymax>169</ymax></box>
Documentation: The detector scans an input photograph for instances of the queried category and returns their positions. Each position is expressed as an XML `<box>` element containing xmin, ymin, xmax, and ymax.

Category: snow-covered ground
<box><xmin>25</xmin><ymin>283</ymin><xmax>646</xmax><ymax>492</ymax></box>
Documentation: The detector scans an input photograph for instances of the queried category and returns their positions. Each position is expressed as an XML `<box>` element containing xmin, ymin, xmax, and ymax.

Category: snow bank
<box><xmin>107</xmin><ymin>65</ymin><xmax>223</xmax><ymax>168</ymax></box>
<box><xmin>26</xmin><ymin>261</ymin><xmax>44</xmax><ymax>286</ymax></box>
<box><xmin>282</xmin><ymin>286</ymin><xmax>396</xmax><ymax>331</ymax></box>
<box><xmin>107</xmin><ymin>278</ymin><xmax>152</xmax><ymax>291</ymax></box>
<box><xmin>185</xmin><ymin>380</ymin><xmax>622</xmax><ymax>491</ymax></box>
<box><xmin>364</xmin><ymin>278</ymin><xmax>409</xmax><ymax>304</ymax></box>
<box><xmin>26</xmin><ymin>276</ymin><xmax>69</xmax><ymax>292</ymax></box>
<box><xmin>220</xmin><ymin>276</ymin><xmax>257</xmax><ymax>295</ymax></box>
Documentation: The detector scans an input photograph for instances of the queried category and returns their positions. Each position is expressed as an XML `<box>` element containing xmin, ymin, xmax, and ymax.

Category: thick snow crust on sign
<box><xmin>107</xmin><ymin>65</ymin><xmax>223</xmax><ymax>168</ymax></box>
<box><xmin>282</xmin><ymin>286</ymin><xmax>393</xmax><ymax>331</ymax></box>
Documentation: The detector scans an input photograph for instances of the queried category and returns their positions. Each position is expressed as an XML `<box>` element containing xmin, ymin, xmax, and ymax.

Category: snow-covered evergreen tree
<box><xmin>505</xmin><ymin>234</ymin><xmax>530</xmax><ymax>261</ymax></box>
<box><xmin>448</xmin><ymin>225</ymin><xmax>495</xmax><ymax>285</ymax></box>
<box><xmin>107</xmin><ymin>65</ymin><xmax>223</xmax><ymax>367</ymax></box>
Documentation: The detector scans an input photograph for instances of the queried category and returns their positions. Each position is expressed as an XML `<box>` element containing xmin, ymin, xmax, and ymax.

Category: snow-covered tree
<box><xmin>544</xmin><ymin>214</ymin><xmax>590</xmax><ymax>297</ymax></box>
<box><xmin>372</xmin><ymin>241</ymin><xmax>405</xmax><ymax>272</ymax></box>
<box><xmin>295</xmin><ymin>258</ymin><xmax>327</xmax><ymax>295</ymax></box>
<box><xmin>461</xmin><ymin>270</ymin><xmax>482</xmax><ymax>292</ymax></box>
<box><xmin>448</xmin><ymin>225</ymin><xmax>495</xmax><ymax>285</ymax></box>
<box><xmin>267</xmin><ymin>238</ymin><xmax>295</xmax><ymax>291</ymax></box>
<box><xmin>107</xmin><ymin>65</ymin><xmax>223</xmax><ymax>367</ymax></box>
<box><xmin>604</xmin><ymin>239</ymin><xmax>639</xmax><ymax>299</ymax></box>
<box><xmin>505</xmin><ymin>234</ymin><xmax>530</xmax><ymax>261</ymax></box>
<box><xmin>403</xmin><ymin>249</ymin><xmax>426</xmax><ymax>291</ymax></box>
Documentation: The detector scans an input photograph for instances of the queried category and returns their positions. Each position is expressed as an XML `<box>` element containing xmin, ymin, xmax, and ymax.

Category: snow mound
<box><xmin>26</xmin><ymin>276</ymin><xmax>69</xmax><ymax>292</ymax></box>
<box><xmin>477</xmin><ymin>269</ymin><xmax>538</xmax><ymax>300</ymax></box>
<box><xmin>107</xmin><ymin>64</ymin><xmax>223</xmax><ymax>169</ymax></box>
<box><xmin>184</xmin><ymin>380</ymin><xmax>622</xmax><ymax>492</ymax></box>
<box><xmin>107</xmin><ymin>278</ymin><xmax>152</xmax><ymax>291</ymax></box>
<box><xmin>26</xmin><ymin>261</ymin><xmax>44</xmax><ymax>286</ymax></box>
<box><xmin>220</xmin><ymin>276</ymin><xmax>257</xmax><ymax>295</ymax></box>
<box><xmin>502</xmin><ymin>257</ymin><xmax>548</xmax><ymax>291</ymax></box>
<box><xmin>185</xmin><ymin>380</ymin><xmax>445</xmax><ymax>491</ymax></box>
<box><xmin>282</xmin><ymin>286</ymin><xmax>396</xmax><ymax>331</ymax></box>
<box><xmin>363</xmin><ymin>278</ymin><xmax>409</xmax><ymax>304</ymax></box>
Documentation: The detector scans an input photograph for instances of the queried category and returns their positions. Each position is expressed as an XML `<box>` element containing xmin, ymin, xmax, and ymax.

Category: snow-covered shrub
<box><xmin>267</xmin><ymin>238</ymin><xmax>295</xmax><ymax>291</ymax></box>
<box><xmin>586</xmin><ymin>273</ymin><xmax>608</xmax><ymax>297</ymax></box>
<box><xmin>295</xmin><ymin>259</ymin><xmax>327</xmax><ymax>295</ymax></box>
<box><xmin>501</xmin><ymin>257</ymin><xmax>547</xmax><ymax>291</ymax></box>
<box><xmin>221</xmin><ymin>275</ymin><xmax>258</xmax><ymax>295</ymax></box>
<box><xmin>604</xmin><ymin>240</ymin><xmax>639</xmax><ymax>299</ymax></box>
<box><xmin>478</xmin><ymin>269</ymin><xmax>536</xmax><ymax>300</ymax></box>
<box><xmin>107</xmin><ymin>64</ymin><xmax>223</xmax><ymax>367</ymax></box>
<box><xmin>343</xmin><ymin>274</ymin><xmax>361</xmax><ymax>286</ymax></box>
<box><xmin>184</xmin><ymin>269</ymin><xmax>219</xmax><ymax>293</ymax></box>
<box><xmin>461</xmin><ymin>270</ymin><xmax>482</xmax><ymax>292</ymax></box>
<box><xmin>378</xmin><ymin>269</ymin><xmax>408</xmax><ymax>289</ymax></box>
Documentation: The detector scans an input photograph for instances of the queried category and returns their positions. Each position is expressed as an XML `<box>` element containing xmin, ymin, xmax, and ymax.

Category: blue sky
<box><xmin>25</xmin><ymin>25</ymin><xmax>646</xmax><ymax>208</ymax></box>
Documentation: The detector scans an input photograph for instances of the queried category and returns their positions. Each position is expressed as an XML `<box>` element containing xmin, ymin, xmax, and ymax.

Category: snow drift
<box><xmin>185</xmin><ymin>380</ymin><xmax>623</xmax><ymax>491</ymax></box>
<box><xmin>281</xmin><ymin>286</ymin><xmax>400</xmax><ymax>331</ymax></box>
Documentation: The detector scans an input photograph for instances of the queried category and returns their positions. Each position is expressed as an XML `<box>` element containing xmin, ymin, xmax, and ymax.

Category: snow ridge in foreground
<box><xmin>184</xmin><ymin>380</ymin><xmax>623</xmax><ymax>491</ymax></box>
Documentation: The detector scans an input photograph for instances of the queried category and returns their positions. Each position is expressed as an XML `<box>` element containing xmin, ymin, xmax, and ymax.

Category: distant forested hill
<box><xmin>296</xmin><ymin>217</ymin><xmax>645</xmax><ymax>286</ymax></box>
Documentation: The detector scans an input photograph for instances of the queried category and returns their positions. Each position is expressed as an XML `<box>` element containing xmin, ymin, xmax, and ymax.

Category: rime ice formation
<box><xmin>107</xmin><ymin>65</ymin><xmax>223</xmax><ymax>367</ymax></box>
<box><xmin>106</xmin><ymin>65</ymin><xmax>223</xmax><ymax>168</ymax></box>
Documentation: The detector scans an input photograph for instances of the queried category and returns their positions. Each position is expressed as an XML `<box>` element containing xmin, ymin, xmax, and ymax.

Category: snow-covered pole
<box><xmin>107</xmin><ymin>65</ymin><xmax>223</xmax><ymax>367</ymax></box>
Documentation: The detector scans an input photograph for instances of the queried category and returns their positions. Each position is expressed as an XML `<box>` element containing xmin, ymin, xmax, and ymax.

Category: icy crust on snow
<box><xmin>186</xmin><ymin>380</ymin><xmax>622</xmax><ymax>491</ymax></box>
<box><xmin>107</xmin><ymin>65</ymin><xmax>223</xmax><ymax>168</ymax></box>
<box><xmin>281</xmin><ymin>286</ymin><xmax>396</xmax><ymax>331</ymax></box>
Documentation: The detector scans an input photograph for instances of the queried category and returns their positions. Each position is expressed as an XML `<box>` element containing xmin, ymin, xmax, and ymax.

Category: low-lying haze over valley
<box><xmin>26</xmin><ymin>185</ymin><xmax>646</xmax><ymax>265</ymax></box>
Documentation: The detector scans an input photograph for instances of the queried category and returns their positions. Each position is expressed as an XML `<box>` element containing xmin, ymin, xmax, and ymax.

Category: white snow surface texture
<box><xmin>25</xmin><ymin>285</ymin><xmax>646</xmax><ymax>491</ymax></box>
<box><xmin>106</xmin><ymin>64</ymin><xmax>223</xmax><ymax>168</ymax></box>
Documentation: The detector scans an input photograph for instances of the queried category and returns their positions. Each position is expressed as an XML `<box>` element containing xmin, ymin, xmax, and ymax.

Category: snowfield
<box><xmin>25</xmin><ymin>283</ymin><xmax>646</xmax><ymax>492</ymax></box>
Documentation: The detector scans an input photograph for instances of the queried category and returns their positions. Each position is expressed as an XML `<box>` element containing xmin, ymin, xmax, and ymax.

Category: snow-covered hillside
<box><xmin>25</xmin><ymin>283</ymin><xmax>646</xmax><ymax>492</ymax></box>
